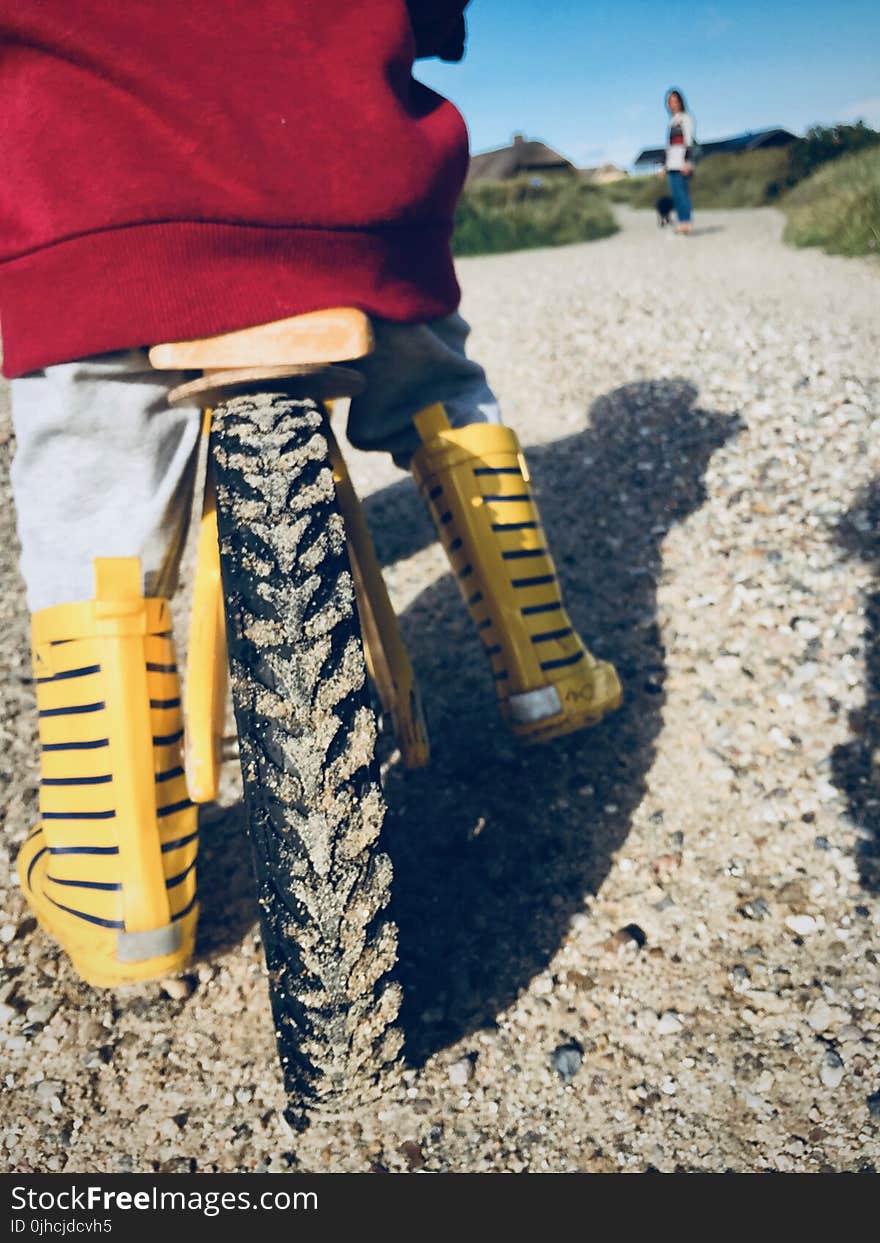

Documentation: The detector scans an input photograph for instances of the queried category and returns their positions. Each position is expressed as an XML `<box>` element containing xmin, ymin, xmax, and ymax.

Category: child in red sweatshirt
<box><xmin>1</xmin><ymin>2</ymin><xmax>620</xmax><ymax>986</ymax></box>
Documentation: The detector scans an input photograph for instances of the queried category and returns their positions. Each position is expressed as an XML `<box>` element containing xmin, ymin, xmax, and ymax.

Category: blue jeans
<box><xmin>667</xmin><ymin>170</ymin><xmax>692</xmax><ymax>224</ymax></box>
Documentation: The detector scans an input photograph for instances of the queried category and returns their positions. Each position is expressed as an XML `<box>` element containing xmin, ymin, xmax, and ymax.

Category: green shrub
<box><xmin>597</xmin><ymin>176</ymin><xmax>655</xmax><ymax>204</ymax></box>
<box><xmin>787</xmin><ymin>122</ymin><xmax>880</xmax><ymax>185</ymax></box>
<box><xmin>452</xmin><ymin>175</ymin><xmax>618</xmax><ymax>256</ymax></box>
<box><xmin>690</xmin><ymin>147</ymin><xmax>793</xmax><ymax>206</ymax></box>
<box><xmin>597</xmin><ymin>176</ymin><xmax>658</xmax><ymax>208</ymax></box>
<box><xmin>782</xmin><ymin>145</ymin><xmax>880</xmax><ymax>256</ymax></box>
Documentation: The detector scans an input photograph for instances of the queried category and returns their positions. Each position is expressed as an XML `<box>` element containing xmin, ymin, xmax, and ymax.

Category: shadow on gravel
<box><xmin>365</xmin><ymin>378</ymin><xmax>741</xmax><ymax>1064</ymax></box>
<box><xmin>172</xmin><ymin>379</ymin><xmax>741</xmax><ymax>1058</ymax></box>
<box><xmin>194</xmin><ymin>803</ymin><xmax>260</xmax><ymax>957</ymax></box>
<box><xmin>831</xmin><ymin>482</ymin><xmax>880</xmax><ymax>893</ymax></box>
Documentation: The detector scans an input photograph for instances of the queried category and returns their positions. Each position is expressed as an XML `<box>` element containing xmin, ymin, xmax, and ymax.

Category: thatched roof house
<box><xmin>467</xmin><ymin>134</ymin><xmax>573</xmax><ymax>183</ymax></box>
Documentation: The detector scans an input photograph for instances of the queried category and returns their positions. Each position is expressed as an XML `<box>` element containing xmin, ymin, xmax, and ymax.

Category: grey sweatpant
<box><xmin>10</xmin><ymin>313</ymin><xmax>501</xmax><ymax>612</ymax></box>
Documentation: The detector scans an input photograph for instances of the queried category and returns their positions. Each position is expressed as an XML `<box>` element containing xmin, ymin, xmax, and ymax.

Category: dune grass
<box><xmin>598</xmin><ymin>148</ymin><xmax>792</xmax><ymax>211</ymax></box>
<box><xmin>689</xmin><ymin>148</ymin><xmax>793</xmax><ymax>208</ymax></box>
<box><xmin>782</xmin><ymin>146</ymin><xmax>880</xmax><ymax>257</ymax></box>
<box><xmin>452</xmin><ymin>176</ymin><xmax>617</xmax><ymax>256</ymax></box>
<box><xmin>598</xmin><ymin>176</ymin><xmax>655</xmax><ymax>205</ymax></box>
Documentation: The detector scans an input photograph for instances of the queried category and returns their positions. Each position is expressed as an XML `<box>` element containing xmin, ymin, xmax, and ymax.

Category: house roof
<box><xmin>467</xmin><ymin>136</ymin><xmax>573</xmax><ymax>183</ymax></box>
<box><xmin>634</xmin><ymin>127</ymin><xmax>798</xmax><ymax>167</ymax></box>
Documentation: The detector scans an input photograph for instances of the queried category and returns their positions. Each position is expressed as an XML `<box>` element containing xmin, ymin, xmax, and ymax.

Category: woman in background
<box><xmin>664</xmin><ymin>88</ymin><xmax>696</xmax><ymax>234</ymax></box>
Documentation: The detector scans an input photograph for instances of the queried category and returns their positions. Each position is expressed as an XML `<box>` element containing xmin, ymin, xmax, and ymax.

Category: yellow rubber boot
<box><xmin>17</xmin><ymin>558</ymin><xmax>198</xmax><ymax>987</ymax></box>
<box><xmin>411</xmin><ymin>405</ymin><xmax>622</xmax><ymax>743</ymax></box>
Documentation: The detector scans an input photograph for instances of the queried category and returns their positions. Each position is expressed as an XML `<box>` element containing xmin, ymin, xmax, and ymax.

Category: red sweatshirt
<box><xmin>0</xmin><ymin>2</ymin><xmax>470</xmax><ymax>378</ymax></box>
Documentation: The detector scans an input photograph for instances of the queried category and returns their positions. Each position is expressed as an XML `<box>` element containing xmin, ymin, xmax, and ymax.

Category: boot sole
<box><xmin>20</xmin><ymin>832</ymin><xmax>197</xmax><ymax>988</ymax></box>
<box><xmin>508</xmin><ymin>661</ymin><xmax>623</xmax><ymax>744</ymax></box>
<box><xmin>31</xmin><ymin>906</ymin><xmax>197</xmax><ymax>989</ymax></box>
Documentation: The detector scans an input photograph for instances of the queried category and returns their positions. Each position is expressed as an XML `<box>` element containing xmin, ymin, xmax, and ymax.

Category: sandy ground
<box><xmin>1</xmin><ymin>206</ymin><xmax>879</xmax><ymax>1173</ymax></box>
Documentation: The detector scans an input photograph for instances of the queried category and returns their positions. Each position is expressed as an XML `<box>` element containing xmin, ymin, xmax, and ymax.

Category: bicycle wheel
<box><xmin>209</xmin><ymin>390</ymin><xmax>401</xmax><ymax>1125</ymax></box>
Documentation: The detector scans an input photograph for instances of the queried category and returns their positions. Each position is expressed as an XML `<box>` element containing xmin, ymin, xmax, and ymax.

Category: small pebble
<box><xmin>34</xmin><ymin>1079</ymin><xmax>65</xmax><ymax>1104</ymax></box>
<box><xmin>651</xmin><ymin>852</ymin><xmax>682</xmax><ymax>877</ymax></box>
<box><xmin>26</xmin><ymin>1001</ymin><xmax>59</xmax><ymax>1026</ymax></box>
<box><xmin>635</xmin><ymin>1008</ymin><xmax>659</xmax><ymax>1032</ymax></box>
<box><xmin>786</xmin><ymin>914</ymin><xmax>818</xmax><ymax>936</ymax></box>
<box><xmin>602</xmin><ymin>924</ymin><xmax>647</xmax><ymax>953</ymax></box>
<box><xmin>656</xmin><ymin>1011</ymin><xmax>684</xmax><ymax>1036</ymax></box>
<box><xmin>748</xmin><ymin>990</ymin><xmax>789</xmax><ymax>1014</ymax></box>
<box><xmin>398</xmin><ymin>1141</ymin><xmax>425</xmax><ymax>1171</ymax></box>
<box><xmin>162</xmin><ymin>976</ymin><xmax>197</xmax><ymax>1001</ymax></box>
<box><xmin>550</xmin><ymin>1042</ymin><xmax>584</xmax><ymax>1083</ymax></box>
<box><xmin>754</xmin><ymin>1070</ymin><xmax>775</xmax><ymax>1094</ymax></box>
<box><xmin>738</xmin><ymin>899</ymin><xmax>770</xmax><ymax>921</ymax></box>
<box><xmin>807</xmin><ymin>999</ymin><xmax>833</xmax><ymax>1032</ymax></box>
<box><xmin>820</xmin><ymin>1050</ymin><xmax>844</xmax><ymax>1090</ymax></box>
<box><xmin>447</xmin><ymin>1057</ymin><xmax>475</xmax><ymax>1087</ymax></box>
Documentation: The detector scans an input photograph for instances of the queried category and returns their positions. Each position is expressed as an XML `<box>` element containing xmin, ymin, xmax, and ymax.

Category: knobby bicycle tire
<box><xmin>209</xmin><ymin>391</ymin><xmax>401</xmax><ymax>1125</ymax></box>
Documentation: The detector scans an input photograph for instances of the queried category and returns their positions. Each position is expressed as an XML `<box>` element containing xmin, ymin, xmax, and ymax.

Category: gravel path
<box><xmin>2</xmin><ymin>206</ymin><xmax>879</xmax><ymax>1173</ymax></box>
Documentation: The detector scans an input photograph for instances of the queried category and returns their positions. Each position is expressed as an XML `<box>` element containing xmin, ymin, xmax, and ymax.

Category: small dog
<box><xmin>656</xmin><ymin>195</ymin><xmax>674</xmax><ymax>227</ymax></box>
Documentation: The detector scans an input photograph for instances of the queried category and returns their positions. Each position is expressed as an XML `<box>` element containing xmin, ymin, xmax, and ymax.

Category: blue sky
<box><xmin>417</xmin><ymin>1</ymin><xmax>880</xmax><ymax>169</ymax></box>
